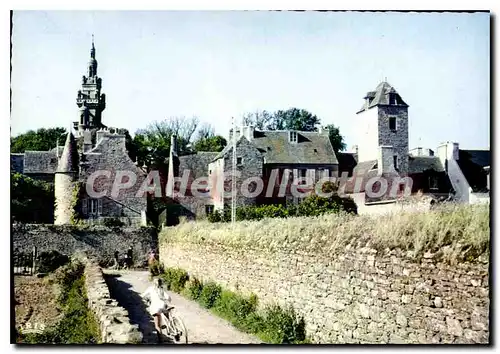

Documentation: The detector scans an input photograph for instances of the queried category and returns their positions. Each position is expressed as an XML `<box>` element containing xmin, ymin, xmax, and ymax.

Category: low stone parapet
<box><xmin>82</xmin><ymin>257</ymin><xmax>143</xmax><ymax>343</ymax></box>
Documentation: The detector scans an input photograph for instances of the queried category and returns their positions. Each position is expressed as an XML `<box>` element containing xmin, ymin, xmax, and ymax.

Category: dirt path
<box><xmin>103</xmin><ymin>269</ymin><xmax>262</xmax><ymax>344</ymax></box>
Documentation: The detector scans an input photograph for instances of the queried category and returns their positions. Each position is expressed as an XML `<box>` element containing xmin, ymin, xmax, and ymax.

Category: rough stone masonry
<box><xmin>160</xmin><ymin>242</ymin><xmax>489</xmax><ymax>344</ymax></box>
<box><xmin>81</xmin><ymin>256</ymin><xmax>143</xmax><ymax>343</ymax></box>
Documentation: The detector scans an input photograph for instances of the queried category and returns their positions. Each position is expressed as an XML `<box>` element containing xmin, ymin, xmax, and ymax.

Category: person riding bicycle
<box><xmin>141</xmin><ymin>277</ymin><xmax>171</xmax><ymax>342</ymax></box>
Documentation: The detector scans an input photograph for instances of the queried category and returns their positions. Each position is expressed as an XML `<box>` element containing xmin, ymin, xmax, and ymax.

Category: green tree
<box><xmin>324</xmin><ymin>124</ymin><xmax>346</xmax><ymax>153</ymax></box>
<box><xmin>242</xmin><ymin>108</ymin><xmax>320</xmax><ymax>132</ymax></box>
<box><xmin>192</xmin><ymin>123</ymin><xmax>227</xmax><ymax>152</ymax></box>
<box><xmin>11</xmin><ymin>173</ymin><xmax>54</xmax><ymax>223</ymax></box>
<box><xmin>193</xmin><ymin>135</ymin><xmax>227</xmax><ymax>152</ymax></box>
<box><xmin>130</xmin><ymin>116</ymin><xmax>199</xmax><ymax>168</ymax></box>
<box><xmin>11</xmin><ymin>127</ymin><xmax>67</xmax><ymax>153</ymax></box>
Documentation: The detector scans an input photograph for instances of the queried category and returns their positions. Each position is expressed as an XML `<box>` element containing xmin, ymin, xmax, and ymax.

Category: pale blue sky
<box><xmin>11</xmin><ymin>11</ymin><xmax>490</xmax><ymax>150</ymax></box>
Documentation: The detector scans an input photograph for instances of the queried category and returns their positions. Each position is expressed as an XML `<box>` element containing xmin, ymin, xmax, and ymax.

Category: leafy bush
<box><xmin>185</xmin><ymin>277</ymin><xmax>204</xmax><ymax>300</ymax></box>
<box><xmin>198</xmin><ymin>282</ymin><xmax>222</xmax><ymax>309</ymax></box>
<box><xmin>160</xmin><ymin>268</ymin><xmax>189</xmax><ymax>293</ymax></box>
<box><xmin>258</xmin><ymin>304</ymin><xmax>306</xmax><ymax>344</ymax></box>
<box><xmin>212</xmin><ymin>290</ymin><xmax>258</xmax><ymax>331</ymax></box>
<box><xmin>209</xmin><ymin>194</ymin><xmax>357</xmax><ymax>223</ymax></box>
<box><xmin>36</xmin><ymin>251</ymin><xmax>70</xmax><ymax>274</ymax></box>
<box><xmin>207</xmin><ymin>208</ymin><xmax>232</xmax><ymax>223</ymax></box>
<box><xmin>157</xmin><ymin>266</ymin><xmax>310</xmax><ymax>343</ymax></box>
<box><xmin>11</xmin><ymin>172</ymin><xmax>54</xmax><ymax>224</ymax></box>
<box><xmin>102</xmin><ymin>218</ymin><xmax>125</xmax><ymax>227</ymax></box>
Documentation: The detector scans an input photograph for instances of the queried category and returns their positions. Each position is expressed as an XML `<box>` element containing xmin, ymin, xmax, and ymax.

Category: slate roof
<box><xmin>457</xmin><ymin>149</ymin><xmax>490</xmax><ymax>192</ymax></box>
<box><xmin>57</xmin><ymin>132</ymin><xmax>79</xmax><ymax>173</ymax></box>
<box><xmin>460</xmin><ymin>150</ymin><xmax>490</xmax><ymax>168</ymax></box>
<box><xmin>10</xmin><ymin>154</ymin><xmax>24</xmax><ymax>173</ymax></box>
<box><xmin>358</xmin><ymin>81</ymin><xmax>408</xmax><ymax>113</ymax></box>
<box><xmin>337</xmin><ymin>152</ymin><xmax>358</xmax><ymax>176</ymax></box>
<box><xmin>23</xmin><ymin>151</ymin><xmax>59</xmax><ymax>174</ymax></box>
<box><xmin>216</xmin><ymin>130</ymin><xmax>338</xmax><ymax>165</ymax></box>
<box><xmin>408</xmin><ymin>156</ymin><xmax>445</xmax><ymax>174</ymax></box>
<box><xmin>179</xmin><ymin>152</ymin><xmax>219</xmax><ymax>180</ymax></box>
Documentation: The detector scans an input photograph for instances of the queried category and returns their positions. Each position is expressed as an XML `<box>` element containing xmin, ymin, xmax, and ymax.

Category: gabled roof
<box><xmin>457</xmin><ymin>149</ymin><xmax>490</xmax><ymax>192</ymax></box>
<box><xmin>214</xmin><ymin>130</ymin><xmax>338</xmax><ymax>165</ymax></box>
<box><xmin>23</xmin><ymin>151</ymin><xmax>59</xmax><ymax>174</ymax></box>
<box><xmin>337</xmin><ymin>152</ymin><xmax>358</xmax><ymax>176</ymax></box>
<box><xmin>408</xmin><ymin>156</ymin><xmax>445</xmax><ymax>174</ymax></box>
<box><xmin>179</xmin><ymin>152</ymin><xmax>219</xmax><ymax>180</ymax></box>
<box><xmin>460</xmin><ymin>149</ymin><xmax>490</xmax><ymax>168</ymax></box>
<box><xmin>358</xmin><ymin>81</ymin><xmax>408</xmax><ymax>113</ymax></box>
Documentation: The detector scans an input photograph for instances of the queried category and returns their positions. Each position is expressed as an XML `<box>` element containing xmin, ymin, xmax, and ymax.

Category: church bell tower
<box><xmin>73</xmin><ymin>36</ymin><xmax>106</xmax><ymax>136</ymax></box>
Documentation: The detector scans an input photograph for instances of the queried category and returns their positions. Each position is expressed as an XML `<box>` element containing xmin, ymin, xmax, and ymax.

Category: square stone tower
<box><xmin>356</xmin><ymin>81</ymin><xmax>409</xmax><ymax>175</ymax></box>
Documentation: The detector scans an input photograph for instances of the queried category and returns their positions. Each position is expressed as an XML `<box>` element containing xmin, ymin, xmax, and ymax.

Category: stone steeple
<box><xmin>57</xmin><ymin>131</ymin><xmax>79</xmax><ymax>173</ymax></box>
<box><xmin>73</xmin><ymin>37</ymin><xmax>107</xmax><ymax>137</ymax></box>
<box><xmin>54</xmin><ymin>131</ymin><xmax>79</xmax><ymax>225</ymax></box>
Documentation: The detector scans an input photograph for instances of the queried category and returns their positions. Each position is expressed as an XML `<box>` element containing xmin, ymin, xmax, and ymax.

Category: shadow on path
<box><xmin>104</xmin><ymin>273</ymin><xmax>174</xmax><ymax>344</ymax></box>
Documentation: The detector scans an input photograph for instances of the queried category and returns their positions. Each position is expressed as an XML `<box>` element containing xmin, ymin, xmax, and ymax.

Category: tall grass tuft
<box><xmin>160</xmin><ymin>203</ymin><xmax>489</xmax><ymax>263</ymax></box>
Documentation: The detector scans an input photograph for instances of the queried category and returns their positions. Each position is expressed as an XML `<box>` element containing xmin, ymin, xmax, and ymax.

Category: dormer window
<box><xmin>289</xmin><ymin>131</ymin><xmax>298</xmax><ymax>143</ymax></box>
<box><xmin>389</xmin><ymin>93</ymin><xmax>397</xmax><ymax>105</ymax></box>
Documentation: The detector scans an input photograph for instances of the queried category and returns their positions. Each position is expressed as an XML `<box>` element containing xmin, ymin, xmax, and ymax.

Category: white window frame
<box><xmin>289</xmin><ymin>131</ymin><xmax>298</xmax><ymax>143</ymax></box>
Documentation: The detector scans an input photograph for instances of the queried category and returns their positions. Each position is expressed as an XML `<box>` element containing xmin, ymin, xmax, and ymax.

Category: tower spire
<box><xmin>90</xmin><ymin>34</ymin><xmax>96</xmax><ymax>59</ymax></box>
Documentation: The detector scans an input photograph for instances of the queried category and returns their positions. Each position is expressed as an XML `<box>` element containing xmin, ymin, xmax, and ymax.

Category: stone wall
<box><xmin>160</xmin><ymin>241</ymin><xmax>489</xmax><ymax>344</ymax></box>
<box><xmin>81</xmin><ymin>257</ymin><xmax>143</xmax><ymax>343</ymax></box>
<box><xmin>80</xmin><ymin>133</ymin><xmax>148</xmax><ymax>219</ymax></box>
<box><xmin>378</xmin><ymin>105</ymin><xmax>409</xmax><ymax>176</ymax></box>
<box><xmin>13</xmin><ymin>224</ymin><xmax>157</xmax><ymax>265</ymax></box>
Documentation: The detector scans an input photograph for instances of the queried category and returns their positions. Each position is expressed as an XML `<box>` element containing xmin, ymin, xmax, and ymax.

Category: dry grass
<box><xmin>14</xmin><ymin>275</ymin><xmax>62</xmax><ymax>330</ymax></box>
<box><xmin>160</xmin><ymin>203</ymin><xmax>490</xmax><ymax>263</ymax></box>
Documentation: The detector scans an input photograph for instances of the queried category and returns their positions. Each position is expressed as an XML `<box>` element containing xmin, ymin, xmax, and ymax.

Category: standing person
<box><xmin>112</xmin><ymin>251</ymin><xmax>120</xmax><ymax>269</ymax></box>
<box><xmin>141</xmin><ymin>277</ymin><xmax>171</xmax><ymax>343</ymax></box>
<box><xmin>126</xmin><ymin>247</ymin><xmax>133</xmax><ymax>269</ymax></box>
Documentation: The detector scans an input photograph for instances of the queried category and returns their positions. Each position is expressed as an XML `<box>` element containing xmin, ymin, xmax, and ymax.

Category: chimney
<box><xmin>378</xmin><ymin>146</ymin><xmax>395</xmax><ymax>175</ymax></box>
<box><xmin>229</xmin><ymin>127</ymin><xmax>241</xmax><ymax>142</ymax></box>
<box><xmin>242</xmin><ymin>125</ymin><xmax>254</xmax><ymax>141</ymax></box>
<box><xmin>352</xmin><ymin>145</ymin><xmax>359</xmax><ymax>154</ymax></box>
<box><xmin>437</xmin><ymin>141</ymin><xmax>459</xmax><ymax>171</ymax></box>
<box><xmin>171</xmin><ymin>135</ymin><xmax>178</xmax><ymax>154</ymax></box>
<box><xmin>83</xmin><ymin>129</ymin><xmax>92</xmax><ymax>152</ymax></box>
<box><xmin>96</xmin><ymin>128</ymin><xmax>107</xmax><ymax>145</ymax></box>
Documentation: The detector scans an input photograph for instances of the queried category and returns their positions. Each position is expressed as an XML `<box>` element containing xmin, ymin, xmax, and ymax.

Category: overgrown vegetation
<box><xmin>154</xmin><ymin>267</ymin><xmax>310</xmax><ymax>344</ymax></box>
<box><xmin>17</xmin><ymin>261</ymin><xmax>100</xmax><ymax>344</ymax></box>
<box><xmin>163</xmin><ymin>203</ymin><xmax>490</xmax><ymax>263</ymax></box>
<box><xmin>11</xmin><ymin>173</ymin><xmax>54</xmax><ymax>224</ymax></box>
<box><xmin>69</xmin><ymin>183</ymin><xmax>84</xmax><ymax>225</ymax></box>
<box><xmin>36</xmin><ymin>251</ymin><xmax>70</xmax><ymax>274</ymax></box>
<box><xmin>207</xmin><ymin>194</ymin><xmax>357</xmax><ymax>223</ymax></box>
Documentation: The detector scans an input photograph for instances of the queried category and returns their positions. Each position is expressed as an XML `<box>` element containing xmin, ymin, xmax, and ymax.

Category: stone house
<box><xmin>341</xmin><ymin>82</ymin><xmax>490</xmax><ymax>206</ymax></box>
<box><xmin>12</xmin><ymin>40</ymin><xmax>148</xmax><ymax>226</ymax></box>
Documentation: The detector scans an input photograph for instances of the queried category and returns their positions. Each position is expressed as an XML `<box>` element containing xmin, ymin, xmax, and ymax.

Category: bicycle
<box><xmin>158</xmin><ymin>305</ymin><xmax>188</xmax><ymax>344</ymax></box>
<box><xmin>145</xmin><ymin>298</ymin><xmax>188</xmax><ymax>344</ymax></box>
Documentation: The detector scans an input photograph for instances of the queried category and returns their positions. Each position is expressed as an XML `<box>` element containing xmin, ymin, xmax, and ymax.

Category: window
<box><xmin>389</xmin><ymin>93</ymin><xmax>397</xmax><ymax>105</ymax></box>
<box><xmin>237</xmin><ymin>157</ymin><xmax>243</xmax><ymax>165</ymax></box>
<box><xmin>86</xmin><ymin>198</ymin><xmax>102</xmax><ymax>217</ymax></box>
<box><xmin>205</xmin><ymin>205</ymin><xmax>214</xmax><ymax>215</ymax></box>
<box><xmin>289</xmin><ymin>131</ymin><xmax>298</xmax><ymax>143</ymax></box>
<box><xmin>299</xmin><ymin>169</ymin><xmax>307</xmax><ymax>180</ymax></box>
<box><xmin>393</xmin><ymin>156</ymin><xmax>398</xmax><ymax>171</ymax></box>
<box><xmin>389</xmin><ymin>117</ymin><xmax>397</xmax><ymax>131</ymax></box>
<box><xmin>429</xmin><ymin>176</ymin><xmax>439</xmax><ymax>190</ymax></box>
